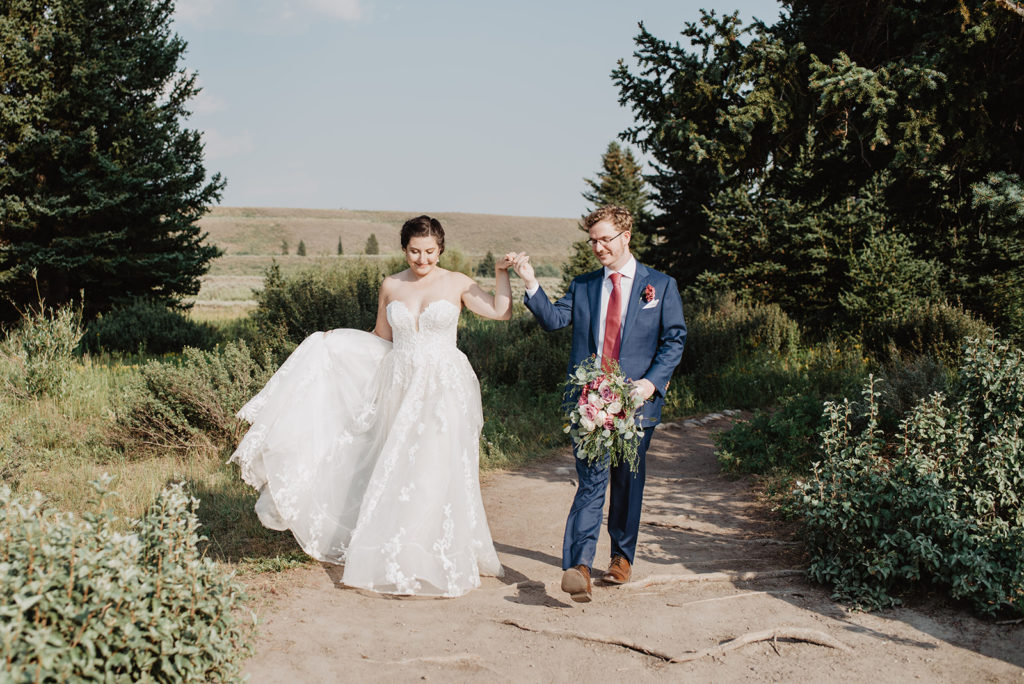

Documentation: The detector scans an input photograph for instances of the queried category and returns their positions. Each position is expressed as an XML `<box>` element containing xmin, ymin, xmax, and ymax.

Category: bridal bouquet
<box><xmin>563</xmin><ymin>355</ymin><xmax>644</xmax><ymax>472</ymax></box>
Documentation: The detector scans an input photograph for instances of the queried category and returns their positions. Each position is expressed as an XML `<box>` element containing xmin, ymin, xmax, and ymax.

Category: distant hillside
<box><xmin>199</xmin><ymin>207</ymin><xmax>583</xmax><ymax>262</ymax></box>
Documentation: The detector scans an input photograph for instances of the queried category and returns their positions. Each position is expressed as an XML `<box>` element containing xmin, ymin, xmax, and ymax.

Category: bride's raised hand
<box><xmin>496</xmin><ymin>253</ymin><xmax>515</xmax><ymax>271</ymax></box>
<box><xmin>510</xmin><ymin>252</ymin><xmax>537</xmax><ymax>289</ymax></box>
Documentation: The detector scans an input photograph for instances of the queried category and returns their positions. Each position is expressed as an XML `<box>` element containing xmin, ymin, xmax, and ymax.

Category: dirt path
<box><xmin>240</xmin><ymin>417</ymin><xmax>1024</xmax><ymax>682</ymax></box>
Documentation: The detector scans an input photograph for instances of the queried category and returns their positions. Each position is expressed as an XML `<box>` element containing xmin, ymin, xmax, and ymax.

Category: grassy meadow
<box><xmin>2</xmin><ymin>206</ymin><xmax>584</xmax><ymax>572</ymax></box>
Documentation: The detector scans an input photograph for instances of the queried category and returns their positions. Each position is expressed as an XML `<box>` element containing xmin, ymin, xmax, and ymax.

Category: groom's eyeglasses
<box><xmin>586</xmin><ymin>230</ymin><xmax>625</xmax><ymax>247</ymax></box>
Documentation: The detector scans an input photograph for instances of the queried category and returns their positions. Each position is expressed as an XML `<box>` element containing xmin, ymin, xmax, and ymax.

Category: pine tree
<box><xmin>365</xmin><ymin>233</ymin><xmax>379</xmax><ymax>255</ymax></box>
<box><xmin>613</xmin><ymin>3</ymin><xmax>1024</xmax><ymax>332</ymax></box>
<box><xmin>0</xmin><ymin>0</ymin><xmax>224</xmax><ymax>322</ymax></box>
<box><xmin>281</xmin><ymin>239</ymin><xmax>289</xmax><ymax>255</ymax></box>
<box><xmin>582</xmin><ymin>143</ymin><xmax>650</xmax><ymax>226</ymax></box>
<box><xmin>337</xmin><ymin>236</ymin><xmax>344</xmax><ymax>255</ymax></box>
<box><xmin>475</xmin><ymin>251</ymin><xmax>495</xmax><ymax>276</ymax></box>
<box><xmin>296</xmin><ymin>240</ymin><xmax>307</xmax><ymax>256</ymax></box>
<box><xmin>562</xmin><ymin>141</ymin><xmax>650</xmax><ymax>289</ymax></box>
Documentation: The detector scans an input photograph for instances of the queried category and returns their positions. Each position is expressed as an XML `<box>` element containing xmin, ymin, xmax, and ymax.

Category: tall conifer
<box><xmin>0</xmin><ymin>0</ymin><xmax>224</xmax><ymax>321</ymax></box>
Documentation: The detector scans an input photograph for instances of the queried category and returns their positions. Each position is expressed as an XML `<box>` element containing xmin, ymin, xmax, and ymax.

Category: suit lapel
<box><xmin>620</xmin><ymin>262</ymin><xmax>650</xmax><ymax>349</ymax></box>
<box><xmin>587</xmin><ymin>269</ymin><xmax>603</xmax><ymax>352</ymax></box>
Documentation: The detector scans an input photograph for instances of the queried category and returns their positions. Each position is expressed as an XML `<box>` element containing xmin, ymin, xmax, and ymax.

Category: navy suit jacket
<box><xmin>524</xmin><ymin>262</ymin><xmax>687</xmax><ymax>428</ymax></box>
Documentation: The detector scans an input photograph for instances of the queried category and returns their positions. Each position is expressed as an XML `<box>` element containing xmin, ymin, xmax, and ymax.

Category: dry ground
<box><xmin>238</xmin><ymin>417</ymin><xmax>1024</xmax><ymax>683</ymax></box>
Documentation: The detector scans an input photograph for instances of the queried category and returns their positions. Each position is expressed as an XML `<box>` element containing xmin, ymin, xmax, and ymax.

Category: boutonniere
<box><xmin>642</xmin><ymin>284</ymin><xmax>656</xmax><ymax>303</ymax></box>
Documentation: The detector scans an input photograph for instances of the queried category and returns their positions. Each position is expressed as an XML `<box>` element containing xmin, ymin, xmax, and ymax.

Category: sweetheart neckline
<box><xmin>387</xmin><ymin>299</ymin><xmax>459</xmax><ymax>330</ymax></box>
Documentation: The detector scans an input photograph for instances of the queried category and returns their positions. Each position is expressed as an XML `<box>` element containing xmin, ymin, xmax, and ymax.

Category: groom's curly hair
<box><xmin>400</xmin><ymin>215</ymin><xmax>446</xmax><ymax>254</ymax></box>
<box><xmin>583</xmin><ymin>205</ymin><xmax>633</xmax><ymax>233</ymax></box>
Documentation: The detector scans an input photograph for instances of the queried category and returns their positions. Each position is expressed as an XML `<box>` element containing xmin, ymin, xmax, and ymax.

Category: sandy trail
<box><xmin>240</xmin><ymin>417</ymin><xmax>1024</xmax><ymax>682</ymax></box>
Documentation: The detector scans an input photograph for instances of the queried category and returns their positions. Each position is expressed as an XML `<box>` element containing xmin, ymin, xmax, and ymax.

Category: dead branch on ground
<box><xmin>499</xmin><ymin>619</ymin><xmax>852</xmax><ymax>663</ymax></box>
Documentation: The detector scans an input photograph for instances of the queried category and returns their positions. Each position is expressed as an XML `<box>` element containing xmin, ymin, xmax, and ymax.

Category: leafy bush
<box><xmin>250</xmin><ymin>261</ymin><xmax>384</xmax><ymax>349</ymax></box>
<box><xmin>115</xmin><ymin>341</ymin><xmax>274</xmax><ymax>458</ymax></box>
<box><xmin>458</xmin><ymin>311</ymin><xmax>569</xmax><ymax>391</ymax></box>
<box><xmin>0</xmin><ymin>303</ymin><xmax>83</xmax><ymax>398</ymax></box>
<box><xmin>0</xmin><ymin>479</ymin><xmax>250</xmax><ymax>681</ymax></box>
<box><xmin>81</xmin><ymin>298</ymin><xmax>219</xmax><ymax>355</ymax></box>
<box><xmin>792</xmin><ymin>338</ymin><xmax>1024</xmax><ymax>616</ymax></box>
<box><xmin>717</xmin><ymin>394</ymin><xmax>827</xmax><ymax>474</ymax></box>
<box><xmin>863</xmin><ymin>299</ymin><xmax>994</xmax><ymax>365</ymax></box>
<box><xmin>677</xmin><ymin>292</ymin><xmax>800</xmax><ymax>375</ymax></box>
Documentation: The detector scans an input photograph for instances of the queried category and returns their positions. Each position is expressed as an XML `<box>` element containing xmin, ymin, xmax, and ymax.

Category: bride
<box><xmin>229</xmin><ymin>215</ymin><xmax>511</xmax><ymax>597</ymax></box>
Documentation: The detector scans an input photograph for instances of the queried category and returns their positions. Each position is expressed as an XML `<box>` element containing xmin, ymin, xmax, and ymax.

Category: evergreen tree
<box><xmin>337</xmin><ymin>236</ymin><xmax>343</xmax><ymax>255</ymax></box>
<box><xmin>475</xmin><ymin>250</ymin><xmax>495</xmax><ymax>276</ymax></box>
<box><xmin>0</xmin><ymin>0</ymin><xmax>224</xmax><ymax>322</ymax></box>
<box><xmin>281</xmin><ymin>239</ymin><xmax>289</xmax><ymax>255</ymax></box>
<box><xmin>365</xmin><ymin>233</ymin><xmax>379</xmax><ymax>255</ymax></box>
<box><xmin>582</xmin><ymin>141</ymin><xmax>651</xmax><ymax>254</ymax></box>
<box><xmin>296</xmin><ymin>240</ymin><xmax>307</xmax><ymax>256</ymax></box>
<box><xmin>560</xmin><ymin>240</ymin><xmax>601</xmax><ymax>293</ymax></box>
<box><xmin>562</xmin><ymin>140</ymin><xmax>649</xmax><ymax>289</ymax></box>
<box><xmin>614</xmin><ymin>3</ymin><xmax>1024</xmax><ymax>332</ymax></box>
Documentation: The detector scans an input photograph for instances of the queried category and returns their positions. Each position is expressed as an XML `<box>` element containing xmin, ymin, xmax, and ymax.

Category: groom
<box><xmin>512</xmin><ymin>205</ymin><xmax>686</xmax><ymax>602</ymax></box>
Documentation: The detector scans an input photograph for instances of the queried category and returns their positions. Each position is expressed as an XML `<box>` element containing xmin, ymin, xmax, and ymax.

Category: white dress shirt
<box><xmin>525</xmin><ymin>257</ymin><xmax>637</xmax><ymax>362</ymax></box>
<box><xmin>596</xmin><ymin>257</ymin><xmax>636</xmax><ymax>362</ymax></box>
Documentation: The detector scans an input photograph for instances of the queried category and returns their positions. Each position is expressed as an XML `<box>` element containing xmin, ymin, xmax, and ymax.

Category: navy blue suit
<box><xmin>525</xmin><ymin>262</ymin><xmax>686</xmax><ymax>570</ymax></box>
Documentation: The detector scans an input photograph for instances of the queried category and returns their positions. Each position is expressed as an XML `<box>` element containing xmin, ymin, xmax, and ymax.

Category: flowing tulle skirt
<box><xmin>229</xmin><ymin>328</ymin><xmax>503</xmax><ymax>596</ymax></box>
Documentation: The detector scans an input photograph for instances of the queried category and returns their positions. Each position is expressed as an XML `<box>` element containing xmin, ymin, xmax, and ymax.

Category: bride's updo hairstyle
<box><xmin>400</xmin><ymin>215</ymin><xmax>445</xmax><ymax>255</ymax></box>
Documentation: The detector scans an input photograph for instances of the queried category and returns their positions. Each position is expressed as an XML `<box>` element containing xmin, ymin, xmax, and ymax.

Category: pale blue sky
<box><xmin>173</xmin><ymin>0</ymin><xmax>781</xmax><ymax>218</ymax></box>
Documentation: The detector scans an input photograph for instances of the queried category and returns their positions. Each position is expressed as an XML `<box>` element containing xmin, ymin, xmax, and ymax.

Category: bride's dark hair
<box><xmin>400</xmin><ymin>215</ymin><xmax>445</xmax><ymax>255</ymax></box>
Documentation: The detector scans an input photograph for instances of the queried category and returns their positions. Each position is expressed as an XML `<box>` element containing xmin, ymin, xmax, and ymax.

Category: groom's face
<box><xmin>589</xmin><ymin>219</ymin><xmax>631</xmax><ymax>271</ymax></box>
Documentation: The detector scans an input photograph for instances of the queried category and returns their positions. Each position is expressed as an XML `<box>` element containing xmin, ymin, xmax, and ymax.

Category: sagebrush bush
<box><xmin>115</xmin><ymin>341</ymin><xmax>274</xmax><ymax>458</ymax></box>
<box><xmin>0</xmin><ymin>479</ymin><xmax>250</xmax><ymax>681</ymax></box>
<box><xmin>0</xmin><ymin>303</ymin><xmax>83</xmax><ymax>398</ymax></box>
<box><xmin>792</xmin><ymin>338</ymin><xmax>1024</xmax><ymax>616</ymax></box>
<box><xmin>863</xmin><ymin>299</ymin><xmax>994</xmax><ymax>364</ymax></box>
<box><xmin>677</xmin><ymin>292</ymin><xmax>800</xmax><ymax>375</ymax></box>
<box><xmin>250</xmin><ymin>261</ymin><xmax>383</xmax><ymax>350</ymax></box>
<box><xmin>81</xmin><ymin>299</ymin><xmax>219</xmax><ymax>355</ymax></box>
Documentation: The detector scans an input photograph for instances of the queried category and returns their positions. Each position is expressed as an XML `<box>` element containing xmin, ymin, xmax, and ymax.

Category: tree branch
<box><xmin>499</xmin><ymin>619</ymin><xmax>853</xmax><ymax>663</ymax></box>
<box><xmin>996</xmin><ymin>0</ymin><xmax>1024</xmax><ymax>18</ymax></box>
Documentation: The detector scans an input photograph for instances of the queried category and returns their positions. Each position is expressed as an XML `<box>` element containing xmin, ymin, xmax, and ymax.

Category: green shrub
<box><xmin>863</xmin><ymin>299</ymin><xmax>994</xmax><ymax>365</ymax></box>
<box><xmin>458</xmin><ymin>311</ymin><xmax>569</xmax><ymax>391</ymax></box>
<box><xmin>250</xmin><ymin>260</ymin><xmax>384</xmax><ymax>349</ymax></box>
<box><xmin>115</xmin><ymin>341</ymin><xmax>274</xmax><ymax>458</ymax></box>
<box><xmin>0</xmin><ymin>303</ymin><xmax>83</xmax><ymax>399</ymax></box>
<box><xmin>717</xmin><ymin>394</ymin><xmax>827</xmax><ymax>474</ymax></box>
<box><xmin>677</xmin><ymin>292</ymin><xmax>801</xmax><ymax>376</ymax></box>
<box><xmin>81</xmin><ymin>299</ymin><xmax>218</xmax><ymax>355</ymax></box>
<box><xmin>792</xmin><ymin>338</ymin><xmax>1024</xmax><ymax>615</ymax></box>
<box><xmin>0</xmin><ymin>479</ymin><xmax>250</xmax><ymax>681</ymax></box>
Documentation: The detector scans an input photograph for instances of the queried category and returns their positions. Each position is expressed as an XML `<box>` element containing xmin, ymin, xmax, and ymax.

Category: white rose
<box><xmin>579</xmin><ymin>416</ymin><xmax>596</xmax><ymax>432</ymax></box>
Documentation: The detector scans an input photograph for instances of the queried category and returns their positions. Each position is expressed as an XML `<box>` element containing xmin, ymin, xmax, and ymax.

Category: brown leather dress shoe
<box><xmin>561</xmin><ymin>565</ymin><xmax>592</xmax><ymax>602</ymax></box>
<box><xmin>602</xmin><ymin>555</ymin><xmax>631</xmax><ymax>585</ymax></box>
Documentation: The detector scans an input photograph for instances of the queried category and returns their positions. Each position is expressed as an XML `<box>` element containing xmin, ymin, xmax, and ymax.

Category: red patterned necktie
<box><xmin>601</xmin><ymin>272</ymin><xmax>623</xmax><ymax>370</ymax></box>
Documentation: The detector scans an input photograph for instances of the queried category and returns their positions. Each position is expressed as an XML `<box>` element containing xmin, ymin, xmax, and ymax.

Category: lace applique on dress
<box><xmin>228</xmin><ymin>299</ymin><xmax>503</xmax><ymax>597</ymax></box>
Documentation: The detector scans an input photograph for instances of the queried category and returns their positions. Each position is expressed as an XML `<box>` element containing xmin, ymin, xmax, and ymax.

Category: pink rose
<box><xmin>588</xmin><ymin>392</ymin><xmax>606</xmax><ymax>410</ymax></box>
<box><xmin>581</xmin><ymin>403</ymin><xmax>599</xmax><ymax>422</ymax></box>
<box><xmin>604</xmin><ymin>415</ymin><xmax>615</xmax><ymax>430</ymax></box>
<box><xmin>599</xmin><ymin>381</ymin><xmax>615</xmax><ymax>402</ymax></box>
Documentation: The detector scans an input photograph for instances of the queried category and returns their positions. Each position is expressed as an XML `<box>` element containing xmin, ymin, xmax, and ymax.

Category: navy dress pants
<box><xmin>562</xmin><ymin>427</ymin><xmax>656</xmax><ymax>570</ymax></box>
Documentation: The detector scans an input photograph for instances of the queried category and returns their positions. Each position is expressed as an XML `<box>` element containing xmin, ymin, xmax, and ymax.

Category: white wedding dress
<box><xmin>229</xmin><ymin>299</ymin><xmax>503</xmax><ymax>597</ymax></box>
